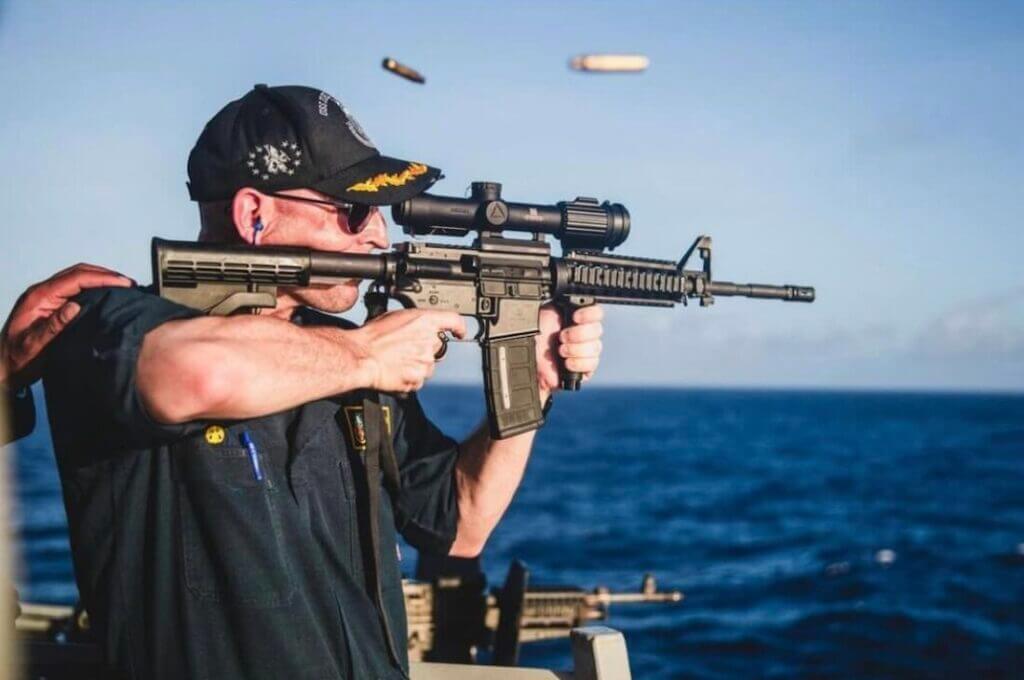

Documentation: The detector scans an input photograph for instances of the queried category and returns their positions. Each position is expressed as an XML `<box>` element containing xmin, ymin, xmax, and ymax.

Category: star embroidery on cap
<box><xmin>250</xmin><ymin>142</ymin><xmax>302</xmax><ymax>179</ymax></box>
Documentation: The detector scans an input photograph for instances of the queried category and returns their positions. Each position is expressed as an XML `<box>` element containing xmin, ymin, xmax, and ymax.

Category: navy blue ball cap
<box><xmin>187</xmin><ymin>84</ymin><xmax>441</xmax><ymax>205</ymax></box>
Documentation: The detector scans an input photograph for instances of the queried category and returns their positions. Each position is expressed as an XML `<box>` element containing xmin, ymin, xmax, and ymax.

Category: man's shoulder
<box><xmin>74</xmin><ymin>284</ymin><xmax>199</xmax><ymax>320</ymax></box>
<box><xmin>74</xmin><ymin>283</ymin><xmax>155</xmax><ymax>310</ymax></box>
<box><xmin>52</xmin><ymin>285</ymin><xmax>201</xmax><ymax>356</ymax></box>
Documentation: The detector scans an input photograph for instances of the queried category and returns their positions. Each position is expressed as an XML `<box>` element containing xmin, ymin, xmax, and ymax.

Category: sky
<box><xmin>0</xmin><ymin>1</ymin><xmax>1021</xmax><ymax>391</ymax></box>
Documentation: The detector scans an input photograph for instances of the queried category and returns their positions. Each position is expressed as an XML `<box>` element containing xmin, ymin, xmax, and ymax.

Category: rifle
<box><xmin>153</xmin><ymin>180</ymin><xmax>815</xmax><ymax>439</ymax></box>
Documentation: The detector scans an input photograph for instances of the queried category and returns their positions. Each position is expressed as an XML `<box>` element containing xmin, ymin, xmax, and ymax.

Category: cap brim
<box><xmin>313</xmin><ymin>155</ymin><xmax>442</xmax><ymax>206</ymax></box>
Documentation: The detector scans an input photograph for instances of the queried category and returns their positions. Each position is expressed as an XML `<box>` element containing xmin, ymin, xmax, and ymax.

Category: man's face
<box><xmin>259</xmin><ymin>188</ymin><xmax>389</xmax><ymax>313</ymax></box>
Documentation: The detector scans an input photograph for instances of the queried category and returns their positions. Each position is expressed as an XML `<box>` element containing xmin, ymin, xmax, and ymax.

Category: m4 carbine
<box><xmin>153</xmin><ymin>181</ymin><xmax>814</xmax><ymax>439</ymax></box>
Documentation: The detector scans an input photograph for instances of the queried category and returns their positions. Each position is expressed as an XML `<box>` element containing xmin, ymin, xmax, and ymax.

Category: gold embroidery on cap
<box><xmin>346</xmin><ymin>163</ymin><xmax>428</xmax><ymax>193</ymax></box>
<box><xmin>204</xmin><ymin>425</ymin><xmax>226</xmax><ymax>445</ymax></box>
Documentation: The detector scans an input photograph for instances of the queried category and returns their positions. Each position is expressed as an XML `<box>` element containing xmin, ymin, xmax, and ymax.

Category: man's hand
<box><xmin>535</xmin><ymin>304</ymin><xmax>604</xmax><ymax>395</ymax></box>
<box><xmin>1</xmin><ymin>263</ymin><xmax>133</xmax><ymax>390</ymax></box>
<box><xmin>349</xmin><ymin>309</ymin><xmax>467</xmax><ymax>393</ymax></box>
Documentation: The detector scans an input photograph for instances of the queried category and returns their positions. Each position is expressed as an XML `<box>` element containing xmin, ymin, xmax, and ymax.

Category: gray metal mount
<box><xmin>409</xmin><ymin>626</ymin><xmax>632</xmax><ymax>680</ymax></box>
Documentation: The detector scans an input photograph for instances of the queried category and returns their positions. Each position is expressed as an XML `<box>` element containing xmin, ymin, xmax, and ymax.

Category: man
<box><xmin>41</xmin><ymin>84</ymin><xmax>603</xmax><ymax>679</ymax></box>
<box><xmin>0</xmin><ymin>263</ymin><xmax>130</xmax><ymax>678</ymax></box>
<box><xmin>1</xmin><ymin>264</ymin><xmax>132</xmax><ymax>443</ymax></box>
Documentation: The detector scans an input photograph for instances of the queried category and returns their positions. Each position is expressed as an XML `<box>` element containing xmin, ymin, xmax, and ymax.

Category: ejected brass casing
<box><xmin>569</xmin><ymin>54</ymin><xmax>649</xmax><ymax>73</ymax></box>
<box><xmin>382</xmin><ymin>57</ymin><xmax>425</xmax><ymax>84</ymax></box>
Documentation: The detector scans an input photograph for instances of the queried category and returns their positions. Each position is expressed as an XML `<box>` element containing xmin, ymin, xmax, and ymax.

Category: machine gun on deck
<box><xmin>403</xmin><ymin>560</ymin><xmax>683</xmax><ymax>665</ymax></box>
<box><xmin>16</xmin><ymin>563</ymin><xmax>681</xmax><ymax>676</ymax></box>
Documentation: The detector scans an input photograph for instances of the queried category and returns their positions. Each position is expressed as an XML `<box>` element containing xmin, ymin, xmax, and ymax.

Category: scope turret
<box><xmin>391</xmin><ymin>181</ymin><xmax>630</xmax><ymax>251</ymax></box>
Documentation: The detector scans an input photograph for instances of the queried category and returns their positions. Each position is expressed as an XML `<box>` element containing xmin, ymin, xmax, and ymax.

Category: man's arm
<box><xmin>449</xmin><ymin>305</ymin><xmax>604</xmax><ymax>557</ymax></box>
<box><xmin>137</xmin><ymin>308</ymin><xmax>466</xmax><ymax>424</ymax></box>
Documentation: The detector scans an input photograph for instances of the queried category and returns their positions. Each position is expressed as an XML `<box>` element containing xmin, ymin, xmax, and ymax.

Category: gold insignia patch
<box><xmin>346</xmin><ymin>162</ymin><xmax>428</xmax><ymax>193</ymax></box>
<box><xmin>204</xmin><ymin>425</ymin><xmax>226</xmax><ymax>445</ymax></box>
<box><xmin>343</xmin><ymin>406</ymin><xmax>392</xmax><ymax>451</ymax></box>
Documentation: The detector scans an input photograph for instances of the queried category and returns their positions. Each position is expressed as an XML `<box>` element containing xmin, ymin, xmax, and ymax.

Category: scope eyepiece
<box><xmin>391</xmin><ymin>180</ymin><xmax>630</xmax><ymax>251</ymax></box>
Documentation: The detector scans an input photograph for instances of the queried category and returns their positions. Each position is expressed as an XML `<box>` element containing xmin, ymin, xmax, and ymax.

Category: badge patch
<box><xmin>247</xmin><ymin>141</ymin><xmax>302</xmax><ymax>180</ymax></box>
<box><xmin>316</xmin><ymin>91</ymin><xmax>375</xmax><ymax>148</ymax></box>
<box><xmin>346</xmin><ymin>162</ymin><xmax>428</xmax><ymax>193</ymax></box>
<box><xmin>343</xmin><ymin>405</ymin><xmax>392</xmax><ymax>451</ymax></box>
<box><xmin>204</xmin><ymin>425</ymin><xmax>226</xmax><ymax>445</ymax></box>
<box><xmin>342</xmin><ymin>106</ymin><xmax>374</xmax><ymax>149</ymax></box>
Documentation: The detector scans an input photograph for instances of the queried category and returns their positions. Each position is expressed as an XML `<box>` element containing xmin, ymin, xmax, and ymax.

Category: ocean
<box><xmin>8</xmin><ymin>385</ymin><xmax>1024</xmax><ymax>678</ymax></box>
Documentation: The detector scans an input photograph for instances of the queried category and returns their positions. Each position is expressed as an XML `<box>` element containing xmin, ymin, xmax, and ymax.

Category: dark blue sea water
<box><xmin>8</xmin><ymin>386</ymin><xmax>1024</xmax><ymax>678</ymax></box>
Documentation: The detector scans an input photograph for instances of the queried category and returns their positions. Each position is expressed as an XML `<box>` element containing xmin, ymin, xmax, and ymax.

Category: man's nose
<box><xmin>359</xmin><ymin>208</ymin><xmax>389</xmax><ymax>250</ymax></box>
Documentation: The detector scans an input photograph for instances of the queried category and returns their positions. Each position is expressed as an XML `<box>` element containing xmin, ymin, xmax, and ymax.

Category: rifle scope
<box><xmin>392</xmin><ymin>181</ymin><xmax>630</xmax><ymax>251</ymax></box>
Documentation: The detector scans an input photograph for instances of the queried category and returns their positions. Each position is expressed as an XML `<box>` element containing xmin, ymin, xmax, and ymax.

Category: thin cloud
<box><xmin>912</xmin><ymin>286</ymin><xmax>1024</xmax><ymax>359</ymax></box>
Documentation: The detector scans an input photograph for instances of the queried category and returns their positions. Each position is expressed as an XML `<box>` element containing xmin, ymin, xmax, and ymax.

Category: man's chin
<box><xmin>287</xmin><ymin>284</ymin><xmax>360</xmax><ymax>314</ymax></box>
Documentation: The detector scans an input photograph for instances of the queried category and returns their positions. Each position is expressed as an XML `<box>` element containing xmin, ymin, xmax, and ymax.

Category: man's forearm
<box><xmin>449</xmin><ymin>389</ymin><xmax>549</xmax><ymax>557</ymax></box>
<box><xmin>137</xmin><ymin>315</ymin><xmax>374</xmax><ymax>423</ymax></box>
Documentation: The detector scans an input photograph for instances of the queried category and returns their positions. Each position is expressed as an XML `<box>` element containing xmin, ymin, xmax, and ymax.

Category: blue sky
<box><xmin>1</xmin><ymin>1</ymin><xmax>1021</xmax><ymax>390</ymax></box>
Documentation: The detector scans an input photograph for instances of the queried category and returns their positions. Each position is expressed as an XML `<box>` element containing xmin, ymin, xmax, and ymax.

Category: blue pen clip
<box><xmin>239</xmin><ymin>431</ymin><xmax>264</xmax><ymax>482</ymax></box>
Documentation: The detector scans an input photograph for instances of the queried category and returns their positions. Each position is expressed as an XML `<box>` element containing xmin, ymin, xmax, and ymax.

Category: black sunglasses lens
<box><xmin>347</xmin><ymin>203</ymin><xmax>372</xmax><ymax>232</ymax></box>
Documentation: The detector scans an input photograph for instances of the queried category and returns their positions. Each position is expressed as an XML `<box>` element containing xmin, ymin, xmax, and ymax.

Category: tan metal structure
<box><xmin>410</xmin><ymin>628</ymin><xmax>632</xmax><ymax>680</ymax></box>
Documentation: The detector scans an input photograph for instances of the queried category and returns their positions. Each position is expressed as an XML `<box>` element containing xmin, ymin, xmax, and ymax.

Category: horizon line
<box><xmin>424</xmin><ymin>382</ymin><xmax>1024</xmax><ymax>397</ymax></box>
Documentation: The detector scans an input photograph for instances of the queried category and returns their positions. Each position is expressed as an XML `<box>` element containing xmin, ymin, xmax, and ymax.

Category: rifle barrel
<box><xmin>708</xmin><ymin>281</ymin><xmax>815</xmax><ymax>302</ymax></box>
<box><xmin>587</xmin><ymin>592</ymin><xmax>684</xmax><ymax>605</ymax></box>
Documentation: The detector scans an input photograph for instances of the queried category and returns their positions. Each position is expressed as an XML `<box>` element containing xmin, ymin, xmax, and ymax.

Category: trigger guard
<box><xmin>468</xmin><ymin>316</ymin><xmax>485</xmax><ymax>342</ymax></box>
<box><xmin>434</xmin><ymin>332</ymin><xmax>448</xmax><ymax>361</ymax></box>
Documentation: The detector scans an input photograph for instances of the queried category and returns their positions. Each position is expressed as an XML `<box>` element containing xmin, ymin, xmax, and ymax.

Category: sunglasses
<box><xmin>265</xmin><ymin>192</ymin><xmax>376</xmax><ymax>233</ymax></box>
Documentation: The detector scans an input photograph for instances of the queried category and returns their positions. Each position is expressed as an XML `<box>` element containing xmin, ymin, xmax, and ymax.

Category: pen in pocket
<box><xmin>239</xmin><ymin>431</ymin><xmax>264</xmax><ymax>482</ymax></box>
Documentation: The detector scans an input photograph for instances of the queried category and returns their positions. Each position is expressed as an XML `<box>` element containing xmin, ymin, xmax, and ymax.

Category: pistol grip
<box><xmin>364</xmin><ymin>290</ymin><xmax>389</xmax><ymax>321</ymax></box>
<box><xmin>482</xmin><ymin>335</ymin><xmax>544</xmax><ymax>439</ymax></box>
<box><xmin>557</xmin><ymin>299</ymin><xmax>591</xmax><ymax>391</ymax></box>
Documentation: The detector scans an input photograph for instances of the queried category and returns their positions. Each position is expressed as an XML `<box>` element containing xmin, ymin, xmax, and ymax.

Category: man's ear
<box><xmin>231</xmin><ymin>188</ymin><xmax>267</xmax><ymax>244</ymax></box>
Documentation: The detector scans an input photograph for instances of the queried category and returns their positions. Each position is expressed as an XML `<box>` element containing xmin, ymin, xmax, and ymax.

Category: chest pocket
<box><xmin>173</xmin><ymin>433</ymin><xmax>295</xmax><ymax>608</ymax></box>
